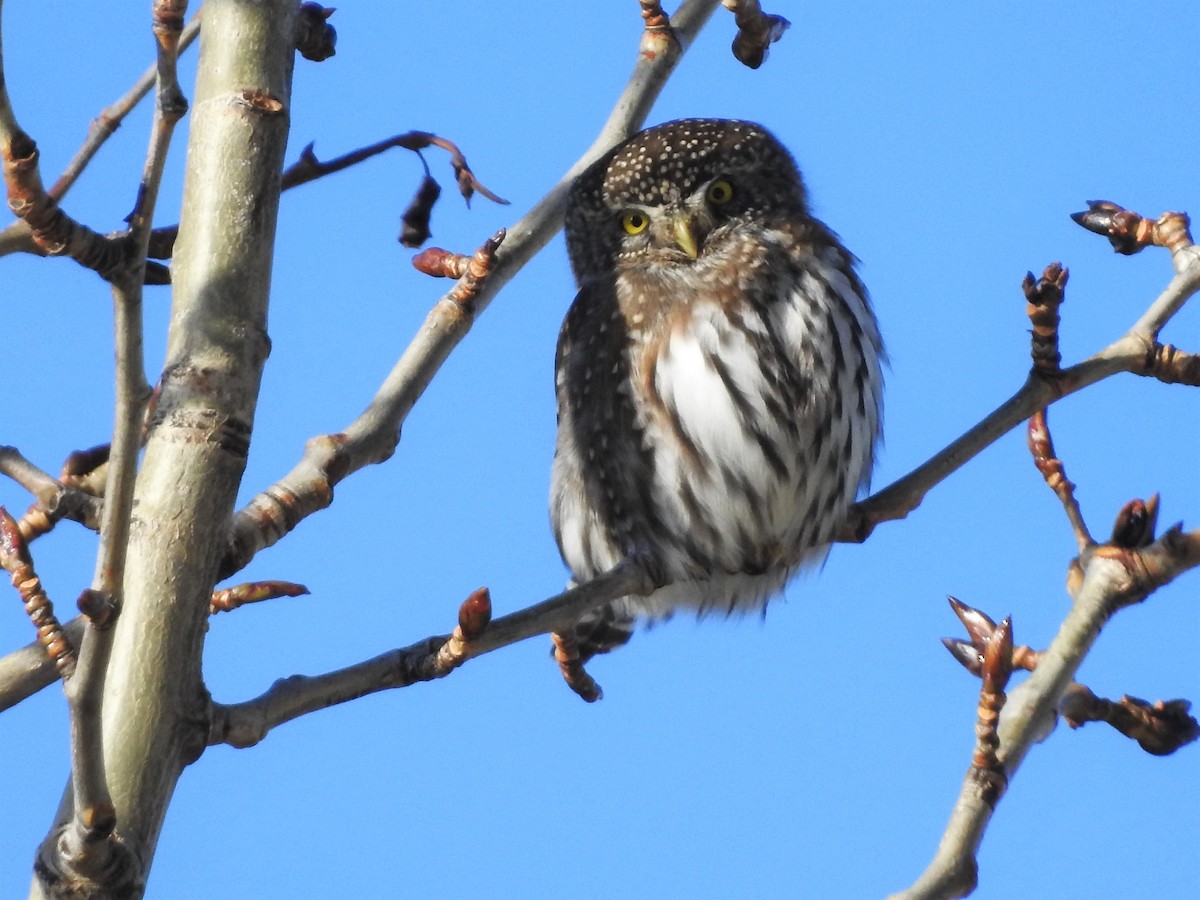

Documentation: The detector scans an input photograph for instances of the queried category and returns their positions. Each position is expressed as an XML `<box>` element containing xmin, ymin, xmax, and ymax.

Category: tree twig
<box><xmin>209</xmin><ymin>580</ymin><xmax>309</xmax><ymax>614</ymax></box>
<box><xmin>1058</xmin><ymin>685</ymin><xmax>1198</xmax><ymax>756</ymax></box>
<box><xmin>148</xmin><ymin>129</ymin><xmax>510</xmax><ymax>261</ymax></box>
<box><xmin>1026</xmin><ymin>410</ymin><xmax>1092</xmax><ymax>553</ymax></box>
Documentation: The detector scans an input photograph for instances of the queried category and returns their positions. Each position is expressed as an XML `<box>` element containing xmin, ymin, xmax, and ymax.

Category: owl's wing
<box><xmin>549</xmin><ymin>278</ymin><xmax>640</xmax><ymax>661</ymax></box>
<box><xmin>549</xmin><ymin>276</ymin><xmax>625</xmax><ymax>579</ymax></box>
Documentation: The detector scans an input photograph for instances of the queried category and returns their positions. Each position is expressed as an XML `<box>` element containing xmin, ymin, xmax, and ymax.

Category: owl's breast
<box><xmin>630</xmin><ymin>298</ymin><xmax>799</xmax><ymax>576</ymax></box>
<box><xmin>626</xmin><ymin>251</ymin><xmax>880</xmax><ymax>580</ymax></box>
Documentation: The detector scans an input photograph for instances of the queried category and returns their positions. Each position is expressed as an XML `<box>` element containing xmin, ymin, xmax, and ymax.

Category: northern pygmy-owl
<box><xmin>550</xmin><ymin>118</ymin><xmax>883</xmax><ymax>698</ymax></box>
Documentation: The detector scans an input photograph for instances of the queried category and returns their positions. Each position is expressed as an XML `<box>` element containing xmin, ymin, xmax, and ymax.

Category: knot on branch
<box><xmin>35</xmin><ymin>822</ymin><xmax>141</xmax><ymax>898</ymax></box>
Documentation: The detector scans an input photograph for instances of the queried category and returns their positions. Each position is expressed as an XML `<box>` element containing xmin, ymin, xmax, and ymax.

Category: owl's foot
<box><xmin>551</xmin><ymin>630</ymin><xmax>604</xmax><ymax>702</ymax></box>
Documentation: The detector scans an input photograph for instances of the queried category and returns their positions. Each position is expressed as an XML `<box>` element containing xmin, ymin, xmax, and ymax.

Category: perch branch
<box><xmin>208</xmin><ymin>559</ymin><xmax>658</xmax><ymax>748</ymax></box>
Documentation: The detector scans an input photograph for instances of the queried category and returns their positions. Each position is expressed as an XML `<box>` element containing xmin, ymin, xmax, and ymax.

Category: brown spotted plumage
<box><xmin>550</xmin><ymin>119</ymin><xmax>883</xmax><ymax>693</ymax></box>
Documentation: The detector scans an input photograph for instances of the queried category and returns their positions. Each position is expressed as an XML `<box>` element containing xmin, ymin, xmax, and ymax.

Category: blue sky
<box><xmin>2</xmin><ymin>4</ymin><xmax>1197</xmax><ymax>898</ymax></box>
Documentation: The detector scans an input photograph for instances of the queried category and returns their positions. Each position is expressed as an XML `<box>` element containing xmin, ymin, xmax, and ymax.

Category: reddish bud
<box><xmin>0</xmin><ymin>507</ymin><xmax>32</xmax><ymax>568</ymax></box>
<box><xmin>412</xmin><ymin>247</ymin><xmax>468</xmax><ymax>279</ymax></box>
<box><xmin>947</xmin><ymin>595</ymin><xmax>997</xmax><ymax>646</ymax></box>
<box><xmin>981</xmin><ymin>616</ymin><xmax>1014</xmax><ymax>690</ymax></box>
<box><xmin>942</xmin><ymin>637</ymin><xmax>984</xmax><ymax>676</ymax></box>
<box><xmin>1070</xmin><ymin>201</ymin><xmax>1150</xmax><ymax>255</ymax></box>
<box><xmin>1110</xmin><ymin>494</ymin><xmax>1159</xmax><ymax>549</ymax></box>
<box><xmin>458</xmin><ymin>587</ymin><xmax>492</xmax><ymax>641</ymax></box>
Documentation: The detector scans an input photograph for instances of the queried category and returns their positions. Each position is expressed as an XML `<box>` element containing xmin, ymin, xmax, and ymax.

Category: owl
<box><xmin>550</xmin><ymin>118</ymin><xmax>883</xmax><ymax>700</ymax></box>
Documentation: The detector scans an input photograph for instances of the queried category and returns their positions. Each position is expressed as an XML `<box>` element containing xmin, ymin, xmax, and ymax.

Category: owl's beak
<box><xmin>672</xmin><ymin>215</ymin><xmax>700</xmax><ymax>260</ymax></box>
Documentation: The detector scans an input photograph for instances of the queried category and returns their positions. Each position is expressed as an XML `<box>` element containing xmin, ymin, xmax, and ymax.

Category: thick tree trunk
<box><xmin>32</xmin><ymin>2</ymin><xmax>296</xmax><ymax>896</ymax></box>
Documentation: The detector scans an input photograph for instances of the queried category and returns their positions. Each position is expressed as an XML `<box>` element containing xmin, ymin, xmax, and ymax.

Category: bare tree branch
<box><xmin>896</xmin><ymin>394</ymin><xmax>1197</xmax><ymax>900</ymax></box>
<box><xmin>843</xmin><ymin>246</ymin><xmax>1200</xmax><ymax>543</ymax></box>
<box><xmin>893</xmin><ymin>523</ymin><xmax>1200</xmax><ymax>900</ymax></box>
<box><xmin>4</xmin><ymin>196</ymin><xmax>1194</xmax><ymax>719</ymax></box>
<box><xmin>209</xmin><ymin>558</ymin><xmax>658</xmax><ymax>748</ymax></box>
<box><xmin>147</xmin><ymin>128</ymin><xmax>510</xmax><ymax>262</ymax></box>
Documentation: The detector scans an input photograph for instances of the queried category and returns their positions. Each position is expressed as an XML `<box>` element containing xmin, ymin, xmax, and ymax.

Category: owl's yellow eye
<box><xmin>621</xmin><ymin>210</ymin><xmax>649</xmax><ymax>235</ymax></box>
<box><xmin>705</xmin><ymin>179</ymin><xmax>734</xmax><ymax>205</ymax></box>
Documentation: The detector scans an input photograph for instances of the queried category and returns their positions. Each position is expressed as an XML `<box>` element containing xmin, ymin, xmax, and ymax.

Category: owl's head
<box><xmin>565</xmin><ymin>118</ymin><xmax>808</xmax><ymax>281</ymax></box>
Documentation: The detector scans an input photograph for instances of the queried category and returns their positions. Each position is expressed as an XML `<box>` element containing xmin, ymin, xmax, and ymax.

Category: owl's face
<box><xmin>565</xmin><ymin>119</ymin><xmax>809</xmax><ymax>282</ymax></box>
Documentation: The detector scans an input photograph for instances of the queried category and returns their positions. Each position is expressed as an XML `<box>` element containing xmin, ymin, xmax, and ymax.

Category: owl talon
<box><xmin>551</xmin><ymin>630</ymin><xmax>604</xmax><ymax>702</ymax></box>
